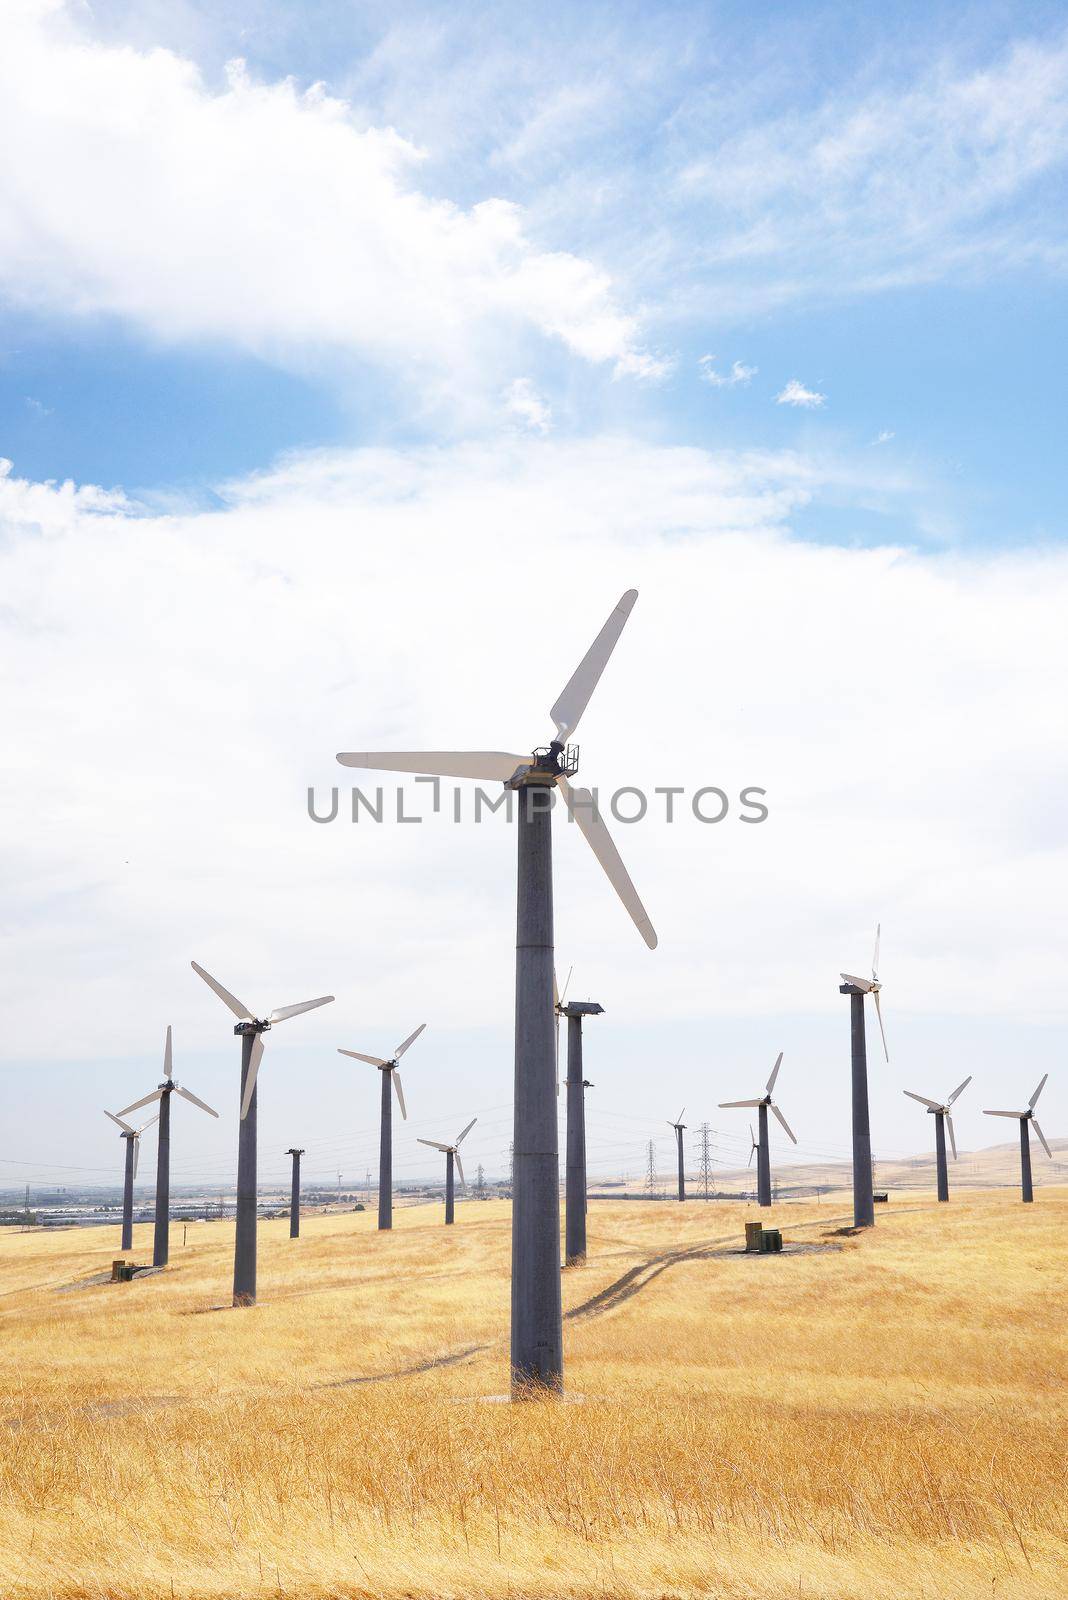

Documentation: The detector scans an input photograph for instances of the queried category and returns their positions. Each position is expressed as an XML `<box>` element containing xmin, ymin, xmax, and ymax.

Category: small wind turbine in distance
<box><xmin>191</xmin><ymin>962</ymin><xmax>334</xmax><ymax>1306</ymax></box>
<box><xmin>667</xmin><ymin>1109</ymin><xmax>686</xmax><ymax>1203</ymax></box>
<box><xmin>984</xmin><ymin>1074</ymin><xmax>1053</xmax><ymax>1204</ymax></box>
<box><xmin>719</xmin><ymin>1053</ymin><xmax>796</xmax><ymax>1208</ymax></box>
<box><xmin>104</xmin><ymin>1108</ymin><xmax>159</xmax><ymax>1252</ymax></box>
<box><xmin>556</xmin><ymin>967</ymin><xmax>603</xmax><ymax>1265</ymax></box>
<box><xmin>417</xmin><ymin>1117</ymin><xmax>477</xmax><ymax>1224</ymax></box>
<box><xmin>116</xmin><ymin>1026</ymin><xmax>218</xmax><ymax>1268</ymax></box>
<box><xmin>840</xmin><ymin>923</ymin><xmax>887</xmax><ymax>1229</ymax></box>
<box><xmin>748</xmin><ymin>1123</ymin><xmax>759</xmax><ymax>1176</ymax></box>
<box><xmin>338</xmin><ymin>1024</ymin><xmax>426</xmax><ymax>1231</ymax></box>
<box><xmin>337</xmin><ymin>589</ymin><xmax>656</xmax><ymax>1398</ymax></box>
<box><xmin>902</xmin><ymin>1076</ymin><xmax>971</xmax><ymax>1202</ymax></box>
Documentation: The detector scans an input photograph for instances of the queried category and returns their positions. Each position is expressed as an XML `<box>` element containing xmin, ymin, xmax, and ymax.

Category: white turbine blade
<box><xmin>873</xmin><ymin>990</ymin><xmax>889</xmax><ymax>1061</ymax></box>
<box><xmin>137</xmin><ymin>1113</ymin><xmax>160</xmax><ymax>1135</ymax></box>
<box><xmin>557</xmin><ymin>776</ymin><xmax>657</xmax><ymax>949</ymax></box>
<box><xmin>417</xmin><ymin>1138</ymin><xmax>451</xmax><ymax>1152</ymax></box>
<box><xmin>840</xmin><ymin>972</ymin><xmax>874</xmax><ymax>992</ymax></box>
<box><xmin>872</xmin><ymin>922</ymin><xmax>881</xmax><ymax>979</ymax></box>
<box><xmin>903</xmin><ymin>1090</ymin><xmax>942</xmax><ymax>1111</ymax></box>
<box><xmin>133</xmin><ymin>1136</ymin><xmax>140</xmax><ymax>1179</ymax></box>
<box><xmin>550</xmin><ymin>589</ymin><xmax>638</xmax><ymax>743</ymax></box>
<box><xmin>559</xmin><ymin>967</ymin><xmax>573</xmax><ymax>1009</ymax></box>
<box><xmin>946</xmin><ymin>1114</ymin><xmax>958</xmax><ymax>1160</ymax></box>
<box><xmin>747</xmin><ymin>1144</ymin><xmax>755</xmax><ymax>1167</ymax></box>
<box><xmin>719</xmin><ymin>1099</ymin><xmax>763</xmax><ymax>1108</ymax></box>
<box><xmin>191</xmin><ymin>960</ymin><xmax>254</xmax><ymax>1022</ymax></box>
<box><xmin>947</xmin><ymin>1076</ymin><xmax>972</xmax><ymax>1105</ymax></box>
<box><xmin>270</xmin><ymin>995</ymin><xmax>334</xmax><ymax>1024</ymax></box>
<box><xmin>393</xmin><ymin>1023</ymin><xmax>426</xmax><ymax>1060</ymax></box>
<box><xmin>454</xmin><ymin>1150</ymin><xmax>466</xmax><ymax>1188</ymax></box>
<box><xmin>677</xmin><ymin>1107</ymin><xmax>686</xmax><ymax>1126</ymax></box>
<box><xmin>336</xmin><ymin>751</ymin><xmax>527</xmax><ymax>781</ymax></box>
<box><xmin>163</xmin><ymin>1024</ymin><xmax>173</xmax><ymax>1079</ymax></box>
<box><xmin>771</xmin><ymin>1104</ymin><xmax>798</xmax><ymax>1144</ymax></box>
<box><xmin>456</xmin><ymin>1117</ymin><xmax>477</xmax><ymax>1146</ymax></box>
<box><xmin>983</xmin><ymin>1109</ymin><xmax>1023</xmax><ymax>1118</ymax></box>
<box><xmin>1031</xmin><ymin>1120</ymin><xmax>1052</xmax><ymax>1159</ymax></box>
<box><xmin>175</xmin><ymin>1085</ymin><xmax>219</xmax><ymax>1118</ymax></box>
<box><xmin>338</xmin><ymin>1049</ymin><xmax>389</xmax><ymax>1067</ymax></box>
<box><xmin>766</xmin><ymin>1052</ymin><xmax>783</xmax><ymax>1094</ymax></box>
<box><xmin>392</xmin><ymin>1069</ymin><xmax>407</xmax><ymax>1120</ymax></box>
<box><xmin>105</xmin><ymin>1110</ymin><xmax>136</xmax><ymax>1134</ymax></box>
<box><xmin>240</xmin><ymin>1034</ymin><xmax>264</xmax><ymax>1120</ymax></box>
<box><xmin>1029</xmin><ymin>1073</ymin><xmax>1048</xmax><ymax>1110</ymax></box>
<box><xmin>116</xmin><ymin>1088</ymin><xmax>164</xmax><ymax>1117</ymax></box>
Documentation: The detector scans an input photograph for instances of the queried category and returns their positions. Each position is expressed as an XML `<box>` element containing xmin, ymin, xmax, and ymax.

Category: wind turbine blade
<box><xmin>840</xmin><ymin>972</ymin><xmax>874</xmax><ymax>992</ymax></box>
<box><xmin>456</xmin><ymin>1117</ymin><xmax>477</xmax><ymax>1146</ymax></box>
<box><xmin>747</xmin><ymin>1145</ymin><xmax>755</xmax><ymax>1168</ymax></box>
<box><xmin>766</xmin><ymin>1052</ymin><xmax>783</xmax><ymax>1095</ymax></box>
<box><xmin>719</xmin><ymin>1099</ymin><xmax>763</xmax><ymax>1108</ymax></box>
<box><xmin>175</xmin><ymin>1085</ymin><xmax>219</xmax><ymax>1118</ymax></box>
<box><xmin>677</xmin><ymin>1107</ymin><xmax>686</xmax><ymax>1126</ymax></box>
<box><xmin>903</xmin><ymin>1090</ymin><xmax>942</xmax><ymax>1110</ymax></box>
<box><xmin>417</xmin><ymin>1138</ymin><xmax>451</xmax><ymax>1151</ymax></box>
<box><xmin>116</xmin><ymin>1089</ymin><xmax>164</xmax><ymax>1117</ymax></box>
<box><xmin>336</xmin><ymin>751</ymin><xmax>527</xmax><ymax>781</ymax></box>
<box><xmin>550</xmin><ymin>590</ymin><xmax>638</xmax><ymax>743</ymax></box>
<box><xmin>392</xmin><ymin>1070</ymin><xmax>407</xmax><ymax>1120</ymax></box>
<box><xmin>771</xmin><ymin>1104</ymin><xmax>798</xmax><ymax>1144</ymax></box>
<box><xmin>1029</xmin><ymin>1073</ymin><xmax>1048</xmax><ymax>1109</ymax></box>
<box><xmin>163</xmin><ymin>1025</ymin><xmax>173</xmax><ymax>1079</ymax></box>
<box><xmin>557</xmin><ymin>776</ymin><xmax>657</xmax><ymax>949</ymax></box>
<box><xmin>240</xmin><ymin>1034</ymin><xmax>264</xmax><ymax>1120</ymax></box>
<box><xmin>1031</xmin><ymin>1120</ymin><xmax>1052</xmax><ymax>1159</ymax></box>
<box><xmin>872</xmin><ymin>922</ymin><xmax>881</xmax><ymax>978</ymax></box>
<box><xmin>393</xmin><ymin>1023</ymin><xmax>426</xmax><ymax>1060</ymax></box>
<box><xmin>946</xmin><ymin>1114</ymin><xmax>957</xmax><ymax>1160</ymax></box>
<box><xmin>191</xmin><ymin>961</ymin><xmax>254</xmax><ymax>1022</ymax></box>
<box><xmin>338</xmin><ymin>1049</ymin><xmax>389</xmax><ymax>1067</ymax></box>
<box><xmin>105</xmin><ymin>1110</ymin><xmax>136</xmax><ymax>1134</ymax></box>
<box><xmin>454</xmin><ymin>1151</ymin><xmax>466</xmax><ymax>1188</ymax></box>
<box><xmin>559</xmin><ymin>967</ymin><xmax>573</xmax><ymax>1008</ymax></box>
<box><xmin>873</xmin><ymin>989</ymin><xmax>889</xmax><ymax>1061</ymax></box>
<box><xmin>948</xmin><ymin>1076</ymin><xmax>972</xmax><ymax>1105</ymax></box>
<box><xmin>133</xmin><ymin>1137</ymin><xmax>140</xmax><ymax>1179</ymax></box>
<box><xmin>983</xmin><ymin>1109</ymin><xmax>1023</xmax><ymax>1118</ymax></box>
<box><xmin>137</xmin><ymin>1113</ymin><xmax>160</xmax><ymax>1135</ymax></box>
<box><xmin>270</xmin><ymin>995</ymin><xmax>334</xmax><ymax>1024</ymax></box>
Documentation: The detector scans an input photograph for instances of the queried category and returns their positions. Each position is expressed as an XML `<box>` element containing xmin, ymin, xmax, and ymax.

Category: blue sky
<box><xmin>1</xmin><ymin>0</ymin><xmax>1067</xmax><ymax>1186</ymax></box>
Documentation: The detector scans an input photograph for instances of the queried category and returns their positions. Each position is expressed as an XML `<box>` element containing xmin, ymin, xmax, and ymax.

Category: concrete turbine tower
<box><xmin>190</xmin><ymin>962</ymin><xmax>334</xmax><ymax>1306</ymax></box>
<box><xmin>337</xmin><ymin>590</ymin><xmax>656</xmax><ymax>1397</ymax></box>
<box><xmin>555</xmin><ymin>968</ymin><xmax>603</xmax><ymax>1265</ymax></box>
<box><xmin>104</xmin><ymin>1109</ymin><xmax>158</xmax><ymax>1252</ymax></box>
<box><xmin>116</xmin><ymin>1026</ymin><xmax>218</xmax><ymax>1267</ymax></box>
<box><xmin>719</xmin><ymin>1053</ymin><xmax>797</xmax><ymax>1208</ymax></box>
<box><xmin>286</xmin><ymin>1147</ymin><xmax>305</xmax><ymax>1238</ymax></box>
<box><xmin>417</xmin><ymin>1118</ymin><xmax>477</xmax><ymax>1223</ymax></box>
<box><xmin>338</xmin><ymin>1024</ymin><xmax>426</xmax><ymax>1230</ymax></box>
<box><xmin>667</xmin><ymin>1109</ymin><xmax>687</xmax><ymax>1202</ymax></box>
<box><xmin>840</xmin><ymin>924</ymin><xmax>888</xmax><ymax>1228</ymax></box>
<box><xmin>984</xmin><ymin>1075</ymin><xmax>1053</xmax><ymax>1203</ymax></box>
<box><xmin>902</xmin><ymin>1076</ymin><xmax>971</xmax><ymax>1202</ymax></box>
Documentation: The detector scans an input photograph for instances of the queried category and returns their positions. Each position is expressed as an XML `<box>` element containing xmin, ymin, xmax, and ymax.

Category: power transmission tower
<box><xmin>475</xmin><ymin>1162</ymin><xmax>486</xmax><ymax>1199</ymax></box>
<box><xmin>696</xmin><ymin>1122</ymin><xmax>714</xmax><ymax>1200</ymax></box>
<box><xmin>644</xmin><ymin>1139</ymin><xmax>658</xmax><ymax>1198</ymax></box>
<box><xmin>508</xmin><ymin>1142</ymin><xmax>514</xmax><ymax>1188</ymax></box>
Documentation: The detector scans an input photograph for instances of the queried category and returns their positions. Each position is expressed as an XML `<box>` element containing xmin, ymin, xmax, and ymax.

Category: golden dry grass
<box><xmin>1</xmin><ymin>1190</ymin><xmax>1065</xmax><ymax>1599</ymax></box>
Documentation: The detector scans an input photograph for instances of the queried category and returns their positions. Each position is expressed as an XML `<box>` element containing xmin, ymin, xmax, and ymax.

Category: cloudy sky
<box><xmin>1</xmin><ymin>0</ymin><xmax>1066</xmax><ymax>1195</ymax></box>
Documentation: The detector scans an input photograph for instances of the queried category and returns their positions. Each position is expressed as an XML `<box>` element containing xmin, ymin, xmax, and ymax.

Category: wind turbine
<box><xmin>748</xmin><ymin>1123</ymin><xmax>759</xmax><ymax>1173</ymax></box>
<box><xmin>417</xmin><ymin>1117</ymin><xmax>477</xmax><ymax>1224</ymax></box>
<box><xmin>840</xmin><ymin>924</ymin><xmax>887</xmax><ymax>1228</ymax></box>
<box><xmin>191</xmin><ymin>961</ymin><xmax>334</xmax><ymax>1305</ymax></box>
<box><xmin>338</xmin><ymin>1024</ymin><xmax>426</xmax><ymax>1231</ymax></box>
<box><xmin>719</xmin><ymin>1053</ymin><xmax>796</xmax><ymax>1208</ymax></box>
<box><xmin>667</xmin><ymin>1108</ymin><xmax>686</xmax><ymax>1202</ymax></box>
<box><xmin>286</xmin><ymin>1147</ymin><xmax>305</xmax><ymax>1238</ymax></box>
<box><xmin>104</xmin><ymin>1108</ymin><xmax>158</xmax><ymax>1252</ymax></box>
<box><xmin>984</xmin><ymin>1074</ymin><xmax>1053</xmax><ymax>1203</ymax></box>
<box><xmin>337</xmin><ymin>589</ymin><xmax>656</xmax><ymax>1396</ymax></box>
<box><xmin>556</xmin><ymin>968</ymin><xmax>603</xmax><ymax>1265</ymax></box>
<box><xmin>116</xmin><ymin>1026</ymin><xmax>218</xmax><ymax>1267</ymax></box>
<box><xmin>902</xmin><ymin>1076</ymin><xmax>971</xmax><ymax>1202</ymax></box>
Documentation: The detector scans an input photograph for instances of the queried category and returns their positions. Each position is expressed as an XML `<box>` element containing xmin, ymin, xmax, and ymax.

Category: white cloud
<box><xmin>872</xmin><ymin>430</ymin><xmax>896</xmax><ymax>445</ymax></box>
<box><xmin>775</xmin><ymin>379</ymin><xmax>825</xmax><ymax>409</ymax></box>
<box><xmin>0</xmin><ymin>2</ymin><xmax>654</xmax><ymax>407</ymax></box>
<box><xmin>698</xmin><ymin>355</ymin><xmax>757</xmax><ymax>388</ymax></box>
<box><xmin>504</xmin><ymin>377</ymin><xmax>552</xmax><ymax>434</ymax></box>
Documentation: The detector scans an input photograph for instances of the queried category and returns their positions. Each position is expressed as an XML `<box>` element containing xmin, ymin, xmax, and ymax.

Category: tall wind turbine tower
<box><xmin>337</xmin><ymin>590</ymin><xmax>656</xmax><ymax>1396</ymax></box>
<box><xmin>720</xmin><ymin>1053</ymin><xmax>796</xmax><ymax>1207</ymax></box>
<box><xmin>418</xmin><ymin>1118</ymin><xmax>477</xmax><ymax>1223</ymax></box>
<box><xmin>984</xmin><ymin>1075</ymin><xmax>1053</xmax><ymax>1202</ymax></box>
<box><xmin>338</xmin><ymin>1024</ymin><xmax>426</xmax><ymax>1230</ymax></box>
<box><xmin>286</xmin><ymin>1147</ymin><xmax>305</xmax><ymax>1238</ymax></box>
<box><xmin>191</xmin><ymin>962</ymin><xmax>334</xmax><ymax>1305</ymax></box>
<box><xmin>902</xmin><ymin>1076</ymin><xmax>971</xmax><ymax>1201</ymax></box>
<box><xmin>556</xmin><ymin>971</ymin><xmax>603</xmax><ymax>1265</ymax></box>
<box><xmin>104</xmin><ymin>1109</ymin><xmax>158</xmax><ymax>1252</ymax></box>
<box><xmin>116</xmin><ymin>1026</ymin><xmax>218</xmax><ymax>1267</ymax></box>
<box><xmin>840</xmin><ymin>925</ymin><xmax>887</xmax><ymax>1228</ymax></box>
<box><xmin>667</xmin><ymin>1109</ymin><xmax>686</xmax><ymax>1202</ymax></box>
